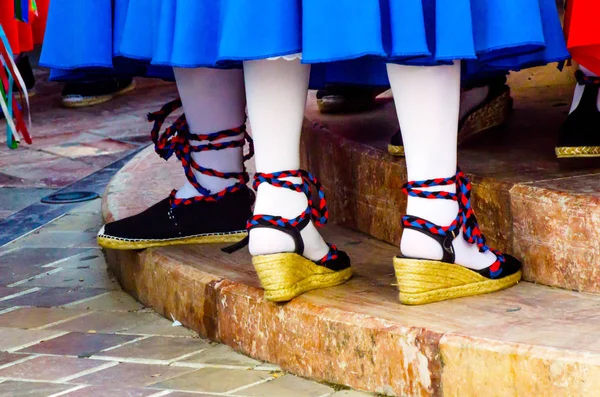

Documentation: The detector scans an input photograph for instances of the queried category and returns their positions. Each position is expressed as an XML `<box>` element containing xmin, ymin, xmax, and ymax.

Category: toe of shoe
<box><xmin>325</xmin><ymin>250</ymin><xmax>351</xmax><ymax>271</ymax></box>
<box><xmin>503</xmin><ymin>254</ymin><xmax>522</xmax><ymax>276</ymax></box>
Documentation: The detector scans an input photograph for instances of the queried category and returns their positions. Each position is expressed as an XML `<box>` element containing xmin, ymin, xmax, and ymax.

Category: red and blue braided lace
<box><xmin>402</xmin><ymin>168</ymin><xmax>505</xmax><ymax>277</ymax></box>
<box><xmin>248</xmin><ymin>170</ymin><xmax>338</xmax><ymax>265</ymax></box>
<box><xmin>147</xmin><ymin>99</ymin><xmax>254</xmax><ymax>208</ymax></box>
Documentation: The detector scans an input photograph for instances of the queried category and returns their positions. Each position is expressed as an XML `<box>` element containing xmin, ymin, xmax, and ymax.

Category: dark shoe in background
<box><xmin>556</xmin><ymin>71</ymin><xmax>600</xmax><ymax>167</ymax></box>
<box><xmin>62</xmin><ymin>77</ymin><xmax>135</xmax><ymax>108</ymax></box>
<box><xmin>388</xmin><ymin>76</ymin><xmax>513</xmax><ymax>157</ymax></box>
<box><xmin>316</xmin><ymin>85</ymin><xmax>387</xmax><ymax>114</ymax></box>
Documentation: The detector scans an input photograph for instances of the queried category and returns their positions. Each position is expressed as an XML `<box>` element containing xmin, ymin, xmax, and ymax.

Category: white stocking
<box><xmin>570</xmin><ymin>65</ymin><xmax>600</xmax><ymax>113</ymax></box>
<box><xmin>244</xmin><ymin>58</ymin><xmax>329</xmax><ymax>261</ymax></box>
<box><xmin>173</xmin><ymin>67</ymin><xmax>246</xmax><ymax>199</ymax></box>
<box><xmin>387</xmin><ymin>62</ymin><xmax>495</xmax><ymax>270</ymax></box>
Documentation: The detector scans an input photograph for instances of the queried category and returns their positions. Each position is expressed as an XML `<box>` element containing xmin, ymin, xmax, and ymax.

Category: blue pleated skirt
<box><xmin>40</xmin><ymin>0</ymin><xmax>569</xmax><ymax>85</ymax></box>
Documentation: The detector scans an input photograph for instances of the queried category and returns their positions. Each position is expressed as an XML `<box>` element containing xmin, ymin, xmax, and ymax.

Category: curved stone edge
<box><xmin>105</xmin><ymin>247</ymin><xmax>600</xmax><ymax>397</ymax></box>
<box><xmin>102</xmin><ymin>147</ymin><xmax>150</xmax><ymax>224</ymax></box>
<box><xmin>105</xmin><ymin>248</ymin><xmax>442</xmax><ymax>397</ymax></box>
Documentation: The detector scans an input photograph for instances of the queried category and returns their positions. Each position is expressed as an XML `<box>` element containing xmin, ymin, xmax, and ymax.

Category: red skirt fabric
<box><xmin>565</xmin><ymin>0</ymin><xmax>600</xmax><ymax>74</ymax></box>
<box><xmin>0</xmin><ymin>0</ymin><xmax>49</xmax><ymax>55</ymax></box>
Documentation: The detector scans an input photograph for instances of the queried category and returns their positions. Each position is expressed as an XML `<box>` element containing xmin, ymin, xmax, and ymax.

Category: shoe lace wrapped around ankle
<box><xmin>147</xmin><ymin>99</ymin><xmax>254</xmax><ymax>207</ymax></box>
<box><xmin>248</xmin><ymin>170</ymin><xmax>338</xmax><ymax>264</ymax></box>
<box><xmin>401</xmin><ymin>168</ymin><xmax>505</xmax><ymax>271</ymax></box>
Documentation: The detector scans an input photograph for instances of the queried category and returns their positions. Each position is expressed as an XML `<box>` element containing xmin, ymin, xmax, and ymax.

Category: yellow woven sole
<box><xmin>97</xmin><ymin>230</ymin><xmax>246</xmax><ymax>250</ymax></box>
<box><xmin>393</xmin><ymin>257</ymin><xmax>521</xmax><ymax>305</ymax></box>
<box><xmin>253</xmin><ymin>253</ymin><xmax>353</xmax><ymax>302</ymax></box>
<box><xmin>387</xmin><ymin>89</ymin><xmax>512</xmax><ymax>157</ymax></box>
<box><xmin>555</xmin><ymin>146</ymin><xmax>600</xmax><ymax>159</ymax></box>
<box><xmin>64</xmin><ymin>94</ymin><xmax>113</xmax><ymax>108</ymax></box>
<box><xmin>387</xmin><ymin>144</ymin><xmax>405</xmax><ymax>157</ymax></box>
<box><xmin>63</xmin><ymin>80</ymin><xmax>137</xmax><ymax>108</ymax></box>
<box><xmin>458</xmin><ymin>89</ymin><xmax>512</xmax><ymax>145</ymax></box>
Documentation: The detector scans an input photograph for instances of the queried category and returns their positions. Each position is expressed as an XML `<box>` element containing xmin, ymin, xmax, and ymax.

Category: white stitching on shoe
<box><xmin>97</xmin><ymin>229</ymin><xmax>247</xmax><ymax>243</ymax></box>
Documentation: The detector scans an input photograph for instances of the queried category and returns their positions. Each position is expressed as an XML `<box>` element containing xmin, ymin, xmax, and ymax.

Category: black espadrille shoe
<box><xmin>556</xmin><ymin>71</ymin><xmax>600</xmax><ymax>166</ymax></box>
<box><xmin>316</xmin><ymin>84</ymin><xmax>387</xmax><ymax>114</ymax></box>
<box><xmin>388</xmin><ymin>76</ymin><xmax>513</xmax><ymax>157</ymax></box>
<box><xmin>97</xmin><ymin>99</ymin><xmax>255</xmax><ymax>250</ymax></box>
<box><xmin>98</xmin><ymin>187</ymin><xmax>254</xmax><ymax>250</ymax></box>
<box><xmin>62</xmin><ymin>77</ymin><xmax>136</xmax><ymax>108</ymax></box>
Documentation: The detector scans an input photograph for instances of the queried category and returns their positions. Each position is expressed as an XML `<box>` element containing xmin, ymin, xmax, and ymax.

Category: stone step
<box><xmin>104</xmin><ymin>146</ymin><xmax>600</xmax><ymax>397</ymax></box>
<box><xmin>301</xmin><ymin>65</ymin><xmax>600</xmax><ymax>294</ymax></box>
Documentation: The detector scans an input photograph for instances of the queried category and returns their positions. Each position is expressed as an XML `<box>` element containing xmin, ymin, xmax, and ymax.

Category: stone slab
<box><xmin>104</xmin><ymin>225</ymin><xmax>600</xmax><ymax>397</ymax></box>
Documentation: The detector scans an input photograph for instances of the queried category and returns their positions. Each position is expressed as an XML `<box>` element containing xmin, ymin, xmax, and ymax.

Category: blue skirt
<box><xmin>40</xmin><ymin>0</ymin><xmax>569</xmax><ymax>85</ymax></box>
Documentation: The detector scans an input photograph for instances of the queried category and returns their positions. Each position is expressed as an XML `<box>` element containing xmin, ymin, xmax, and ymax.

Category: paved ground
<box><xmin>0</xmin><ymin>68</ymin><xmax>169</xmax><ymax>222</ymax></box>
<box><xmin>0</xmin><ymin>72</ymin><xmax>374</xmax><ymax>396</ymax></box>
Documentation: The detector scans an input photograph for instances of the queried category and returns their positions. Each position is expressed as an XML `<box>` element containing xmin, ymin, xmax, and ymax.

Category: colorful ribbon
<box><xmin>0</xmin><ymin>25</ymin><xmax>32</xmax><ymax>149</ymax></box>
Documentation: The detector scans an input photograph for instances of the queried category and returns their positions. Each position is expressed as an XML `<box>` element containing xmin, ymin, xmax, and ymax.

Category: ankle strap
<box><xmin>402</xmin><ymin>168</ymin><xmax>505</xmax><ymax>264</ymax></box>
<box><xmin>402</xmin><ymin>174</ymin><xmax>457</xmax><ymax>201</ymax></box>
<box><xmin>246</xmin><ymin>170</ymin><xmax>329</xmax><ymax>255</ymax></box>
<box><xmin>147</xmin><ymin>99</ymin><xmax>254</xmax><ymax>207</ymax></box>
<box><xmin>251</xmin><ymin>170</ymin><xmax>329</xmax><ymax>227</ymax></box>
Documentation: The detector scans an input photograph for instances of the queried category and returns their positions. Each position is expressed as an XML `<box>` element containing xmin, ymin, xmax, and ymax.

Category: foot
<box><xmin>388</xmin><ymin>76</ymin><xmax>512</xmax><ymax>157</ymax></box>
<box><xmin>62</xmin><ymin>77</ymin><xmax>135</xmax><ymax>108</ymax></box>
<box><xmin>402</xmin><ymin>229</ymin><xmax>497</xmax><ymax>271</ymax></box>
<box><xmin>98</xmin><ymin>99</ymin><xmax>254</xmax><ymax>250</ymax></box>
<box><xmin>247</xmin><ymin>170</ymin><xmax>352</xmax><ymax>302</ymax></box>
<box><xmin>395</xmin><ymin>170</ymin><xmax>521</xmax><ymax>305</ymax></box>
<box><xmin>556</xmin><ymin>70</ymin><xmax>600</xmax><ymax>164</ymax></box>
<box><xmin>400</xmin><ymin>180</ymin><xmax>496</xmax><ymax>271</ymax></box>
<box><xmin>248</xmin><ymin>172</ymin><xmax>331</xmax><ymax>262</ymax></box>
<box><xmin>249</xmin><ymin>178</ymin><xmax>330</xmax><ymax>262</ymax></box>
<box><xmin>98</xmin><ymin>187</ymin><xmax>254</xmax><ymax>250</ymax></box>
<box><xmin>316</xmin><ymin>84</ymin><xmax>387</xmax><ymax>114</ymax></box>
